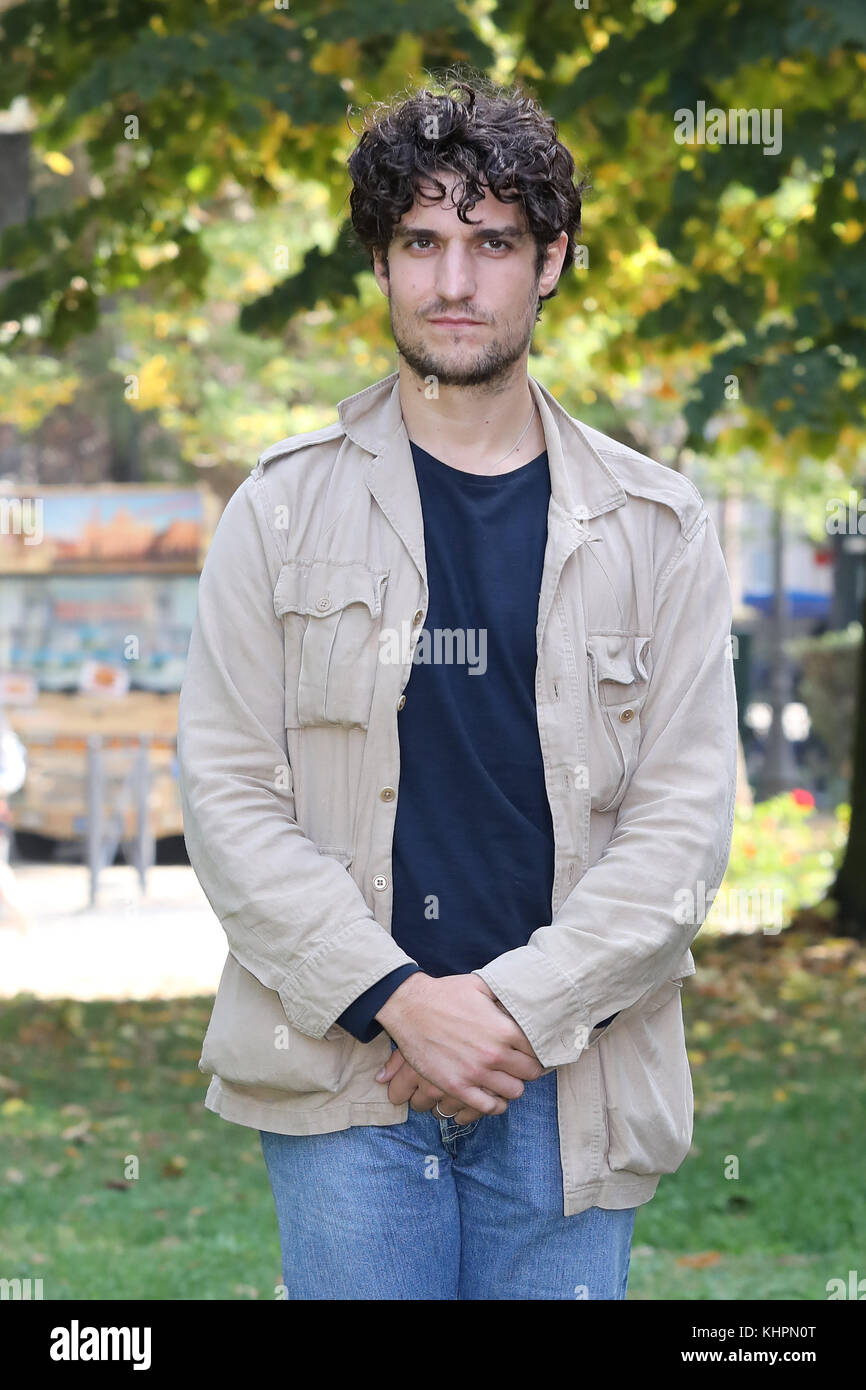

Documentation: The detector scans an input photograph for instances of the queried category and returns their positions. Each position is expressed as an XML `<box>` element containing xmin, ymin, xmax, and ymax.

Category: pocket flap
<box><xmin>274</xmin><ymin>560</ymin><xmax>388</xmax><ymax>620</ymax></box>
<box><xmin>673</xmin><ymin>946</ymin><xmax>696</xmax><ymax>979</ymax></box>
<box><xmin>587</xmin><ymin>632</ymin><xmax>650</xmax><ymax>691</ymax></box>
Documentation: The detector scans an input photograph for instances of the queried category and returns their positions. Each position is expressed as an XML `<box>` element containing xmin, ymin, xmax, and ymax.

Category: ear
<box><xmin>539</xmin><ymin>231</ymin><xmax>569</xmax><ymax>297</ymax></box>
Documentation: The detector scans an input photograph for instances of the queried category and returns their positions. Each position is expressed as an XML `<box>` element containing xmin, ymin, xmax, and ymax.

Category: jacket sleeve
<box><xmin>472</xmin><ymin>507</ymin><xmax>738</xmax><ymax>1068</ymax></box>
<box><xmin>177</xmin><ymin>476</ymin><xmax>419</xmax><ymax>1040</ymax></box>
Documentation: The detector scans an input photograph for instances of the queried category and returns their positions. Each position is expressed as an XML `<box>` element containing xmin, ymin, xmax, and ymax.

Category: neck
<box><xmin>396</xmin><ymin>358</ymin><xmax>547</xmax><ymax>475</ymax></box>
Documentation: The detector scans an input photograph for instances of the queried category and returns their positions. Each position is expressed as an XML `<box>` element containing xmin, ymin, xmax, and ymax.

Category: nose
<box><xmin>434</xmin><ymin>243</ymin><xmax>476</xmax><ymax>307</ymax></box>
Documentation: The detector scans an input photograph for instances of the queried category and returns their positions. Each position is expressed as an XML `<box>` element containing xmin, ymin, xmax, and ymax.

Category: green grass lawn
<box><xmin>1</xmin><ymin>925</ymin><xmax>864</xmax><ymax>1300</ymax></box>
<box><xmin>629</xmin><ymin>928</ymin><xmax>866</xmax><ymax>1300</ymax></box>
<box><xmin>0</xmin><ymin>996</ymin><xmax>280</xmax><ymax>1300</ymax></box>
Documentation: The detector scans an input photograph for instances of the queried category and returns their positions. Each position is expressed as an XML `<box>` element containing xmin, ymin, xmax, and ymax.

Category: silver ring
<box><xmin>435</xmin><ymin>1100</ymin><xmax>458</xmax><ymax>1119</ymax></box>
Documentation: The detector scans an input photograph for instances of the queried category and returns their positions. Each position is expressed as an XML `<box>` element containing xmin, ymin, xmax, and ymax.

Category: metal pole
<box><xmin>134</xmin><ymin>735</ymin><xmax>154</xmax><ymax>894</ymax></box>
<box><xmin>86</xmin><ymin>734</ymin><xmax>104</xmax><ymax>907</ymax></box>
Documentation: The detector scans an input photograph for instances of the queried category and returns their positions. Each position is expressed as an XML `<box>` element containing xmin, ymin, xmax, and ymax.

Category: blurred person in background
<box><xmin>0</xmin><ymin>709</ymin><xmax>28</xmax><ymax>927</ymax></box>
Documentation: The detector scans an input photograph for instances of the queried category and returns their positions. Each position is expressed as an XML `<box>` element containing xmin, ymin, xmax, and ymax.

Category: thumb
<box><xmin>375</xmin><ymin>1045</ymin><xmax>404</xmax><ymax>1083</ymax></box>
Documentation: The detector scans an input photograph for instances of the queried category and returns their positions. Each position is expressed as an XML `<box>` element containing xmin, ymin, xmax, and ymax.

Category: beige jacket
<box><xmin>177</xmin><ymin>371</ymin><xmax>738</xmax><ymax>1218</ymax></box>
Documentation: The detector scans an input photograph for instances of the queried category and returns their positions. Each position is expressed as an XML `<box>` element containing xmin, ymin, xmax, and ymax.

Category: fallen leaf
<box><xmin>746</xmin><ymin>1131</ymin><xmax>770</xmax><ymax>1148</ymax></box>
<box><xmin>1</xmin><ymin>1097</ymin><xmax>32</xmax><ymax>1116</ymax></box>
<box><xmin>60</xmin><ymin>1120</ymin><xmax>92</xmax><ymax>1142</ymax></box>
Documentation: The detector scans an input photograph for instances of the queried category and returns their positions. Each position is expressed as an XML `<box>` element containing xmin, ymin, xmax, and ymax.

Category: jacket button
<box><xmin>380</xmin><ymin>787</ymin><xmax>396</xmax><ymax>802</ymax></box>
<box><xmin>373</xmin><ymin>874</ymin><xmax>389</xmax><ymax>891</ymax></box>
<box><xmin>619</xmin><ymin>708</ymin><xmax>634</xmax><ymax>722</ymax></box>
<box><xmin>412</xmin><ymin>609</ymin><xmax>424</xmax><ymax>625</ymax></box>
<box><xmin>397</xmin><ymin>695</ymin><xmax>406</xmax><ymax>711</ymax></box>
<box><xmin>315</xmin><ymin>595</ymin><xmax>331</xmax><ymax>611</ymax></box>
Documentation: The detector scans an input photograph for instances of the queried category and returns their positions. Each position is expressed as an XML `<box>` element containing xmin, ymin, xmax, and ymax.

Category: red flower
<box><xmin>791</xmin><ymin>788</ymin><xmax>815</xmax><ymax>808</ymax></box>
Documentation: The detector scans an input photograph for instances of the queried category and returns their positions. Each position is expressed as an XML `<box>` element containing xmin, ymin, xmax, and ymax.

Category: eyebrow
<box><xmin>396</xmin><ymin>224</ymin><xmax>528</xmax><ymax>240</ymax></box>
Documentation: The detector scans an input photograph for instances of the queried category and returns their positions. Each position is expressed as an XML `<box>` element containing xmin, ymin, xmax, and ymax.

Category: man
<box><xmin>0</xmin><ymin>710</ymin><xmax>27</xmax><ymax>928</ymax></box>
<box><xmin>177</xmin><ymin>74</ymin><xmax>738</xmax><ymax>1301</ymax></box>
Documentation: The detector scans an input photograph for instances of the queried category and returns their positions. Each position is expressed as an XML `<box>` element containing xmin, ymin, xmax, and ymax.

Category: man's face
<box><xmin>373</xmin><ymin>170</ymin><xmax>567</xmax><ymax>388</ymax></box>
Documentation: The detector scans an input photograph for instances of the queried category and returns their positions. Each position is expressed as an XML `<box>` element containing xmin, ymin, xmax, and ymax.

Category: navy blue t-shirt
<box><xmin>336</xmin><ymin>440</ymin><xmax>616</xmax><ymax>1042</ymax></box>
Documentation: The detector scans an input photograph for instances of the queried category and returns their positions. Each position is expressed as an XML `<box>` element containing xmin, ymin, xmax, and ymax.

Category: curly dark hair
<box><xmin>346</xmin><ymin>70</ymin><xmax>588</xmax><ymax>320</ymax></box>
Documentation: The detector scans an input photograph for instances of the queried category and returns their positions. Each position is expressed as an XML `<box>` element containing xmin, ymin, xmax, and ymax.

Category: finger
<box><xmin>388</xmin><ymin>1073</ymin><xmax>421</xmax><ymax>1106</ymax></box>
<box><xmin>463</xmin><ymin>1057</ymin><xmax>529</xmax><ymax>1101</ymax></box>
<box><xmin>408</xmin><ymin>1083</ymin><xmax>444</xmax><ymax>1113</ymax></box>
<box><xmin>499</xmin><ymin>1045</ymin><xmax>545</xmax><ymax>1081</ymax></box>
<box><xmin>482</xmin><ymin>1002</ymin><xmax>545</xmax><ymax>1074</ymax></box>
<box><xmin>439</xmin><ymin>1094</ymin><xmax>483</xmax><ymax>1124</ymax></box>
<box><xmin>487</xmin><ymin>1069</ymin><xmax>529</xmax><ymax>1101</ymax></box>
<box><xmin>383</xmin><ymin>1061</ymin><xmax>421</xmax><ymax>1107</ymax></box>
<box><xmin>455</xmin><ymin>1085</ymin><xmax>509</xmax><ymax>1117</ymax></box>
<box><xmin>433</xmin><ymin>1092</ymin><xmax>462</xmax><ymax>1120</ymax></box>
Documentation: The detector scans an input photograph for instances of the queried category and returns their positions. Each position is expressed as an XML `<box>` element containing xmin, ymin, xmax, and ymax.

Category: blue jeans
<box><xmin>260</xmin><ymin>1044</ymin><xmax>636</xmax><ymax>1300</ymax></box>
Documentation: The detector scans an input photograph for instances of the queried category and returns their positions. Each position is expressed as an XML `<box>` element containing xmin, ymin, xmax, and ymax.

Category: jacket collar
<box><xmin>337</xmin><ymin>371</ymin><xmax>626</xmax><ymax>524</ymax></box>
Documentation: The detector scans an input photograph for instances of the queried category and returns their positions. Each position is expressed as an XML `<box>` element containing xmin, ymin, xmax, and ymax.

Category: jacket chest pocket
<box><xmin>274</xmin><ymin>560</ymin><xmax>389</xmax><ymax>729</ymax></box>
<box><xmin>585</xmin><ymin>632</ymin><xmax>651</xmax><ymax>813</ymax></box>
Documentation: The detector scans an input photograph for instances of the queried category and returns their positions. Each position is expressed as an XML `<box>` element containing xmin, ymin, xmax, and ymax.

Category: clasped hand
<box><xmin>374</xmin><ymin>974</ymin><xmax>544</xmax><ymax>1125</ymax></box>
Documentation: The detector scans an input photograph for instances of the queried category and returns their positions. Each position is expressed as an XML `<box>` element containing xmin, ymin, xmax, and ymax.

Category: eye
<box><xmin>407</xmin><ymin>238</ymin><xmax>434</xmax><ymax>250</ymax></box>
<box><xmin>483</xmin><ymin>239</ymin><xmax>512</xmax><ymax>251</ymax></box>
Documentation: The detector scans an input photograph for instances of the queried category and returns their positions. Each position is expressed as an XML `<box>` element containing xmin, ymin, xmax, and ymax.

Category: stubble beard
<box><xmin>388</xmin><ymin>289</ymin><xmax>540</xmax><ymax>389</ymax></box>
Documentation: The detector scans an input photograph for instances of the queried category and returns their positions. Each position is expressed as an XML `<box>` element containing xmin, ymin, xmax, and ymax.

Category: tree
<box><xmin>1</xmin><ymin>0</ymin><xmax>865</xmax><ymax>922</ymax></box>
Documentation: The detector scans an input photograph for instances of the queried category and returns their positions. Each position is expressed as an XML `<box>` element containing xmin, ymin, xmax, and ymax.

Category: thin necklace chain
<box><xmin>490</xmin><ymin>400</ymin><xmax>537</xmax><ymax>470</ymax></box>
<box><xmin>408</xmin><ymin>397</ymin><xmax>538</xmax><ymax>470</ymax></box>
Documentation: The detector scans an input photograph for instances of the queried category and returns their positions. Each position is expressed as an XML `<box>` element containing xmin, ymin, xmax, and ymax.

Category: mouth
<box><xmin>428</xmin><ymin>317</ymin><xmax>485</xmax><ymax>328</ymax></box>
